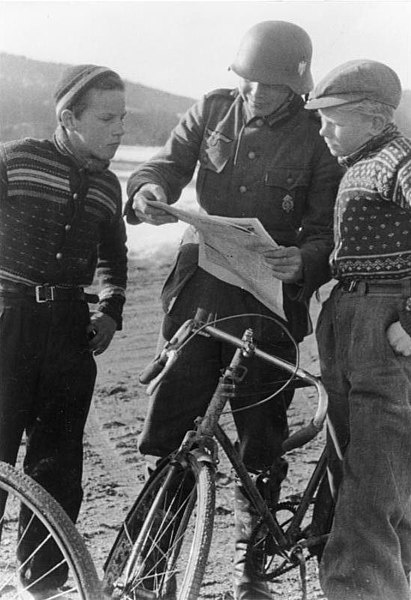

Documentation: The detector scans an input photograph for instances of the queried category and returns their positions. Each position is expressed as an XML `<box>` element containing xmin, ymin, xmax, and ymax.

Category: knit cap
<box><xmin>54</xmin><ymin>64</ymin><xmax>117</xmax><ymax>120</ymax></box>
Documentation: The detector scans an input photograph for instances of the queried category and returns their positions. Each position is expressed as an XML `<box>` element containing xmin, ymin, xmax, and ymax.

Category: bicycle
<box><xmin>0</xmin><ymin>460</ymin><xmax>102</xmax><ymax>599</ymax></box>
<box><xmin>102</xmin><ymin>314</ymin><xmax>342</xmax><ymax>600</ymax></box>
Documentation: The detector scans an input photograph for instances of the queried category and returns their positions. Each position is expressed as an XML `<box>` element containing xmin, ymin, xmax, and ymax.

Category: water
<box><xmin>111</xmin><ymin>145</ymin><xmax>198</xmax><ymax>260</ymax></box>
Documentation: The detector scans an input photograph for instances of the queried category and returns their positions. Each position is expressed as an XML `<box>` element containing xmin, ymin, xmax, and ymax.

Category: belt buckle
<box><xmin>35</xmin><ymin>285</ymin><xmax>56</xmax><ymax>303</ymax></box>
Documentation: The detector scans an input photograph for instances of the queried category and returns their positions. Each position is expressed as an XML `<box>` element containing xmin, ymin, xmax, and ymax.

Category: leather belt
<box><xmin>339</xmin><ymin>279</ymin><xmax>410</xmax><ymax>294</ymax></box>
<box><xmin>0</xmin><ymin>280</ymin><xmax>99</xmax><ymax>303</ymax></box>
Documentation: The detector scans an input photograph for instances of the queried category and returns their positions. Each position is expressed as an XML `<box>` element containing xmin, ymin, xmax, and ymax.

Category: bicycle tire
<box><xmin>0</xmin><ymin>461</ymin><xmax>101</xmax><ymax>599</ymax></box>
<box><xmin>103</xmin><ymin>453</ymin><xmax>216</xmax><ymax>600</ymax></box>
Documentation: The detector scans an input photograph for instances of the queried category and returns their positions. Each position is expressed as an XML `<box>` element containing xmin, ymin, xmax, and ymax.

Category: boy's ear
<box><xmin>371</xmin><ymin>114</ymin><xmax>386</xmax><ymax>136</ymax></box>
<box><xmin>60</xmin><ymin>108</ymin><xmax>76</xmax><ymax>131</ymax></box>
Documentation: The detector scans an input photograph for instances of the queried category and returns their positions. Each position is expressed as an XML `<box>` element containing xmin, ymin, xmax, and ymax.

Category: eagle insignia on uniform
<box><xmin>206</xmin><ymin>128</ymin><xmax>232</xmax><ymax>146</ymax></box>
<box><xmin>282</xmin><ymin>194</ymin><xmax>294</xmax><ymax>212</ymax></box>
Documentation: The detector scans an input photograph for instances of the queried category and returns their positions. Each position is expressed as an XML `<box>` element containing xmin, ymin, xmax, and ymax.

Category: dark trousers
<box><xmin>316</xmin><ymin>282</ymin><xmax>411</xmax><ymax>600</ymax></box>
<box><xmin>0</xmin><ymin>292</ymin><xmax>96</xmax><ymax>589</ymax></box>
<box><xmin>138</xmin><ymin>312</ymin><xmax>295</xmax><ymax>476</ymax></box>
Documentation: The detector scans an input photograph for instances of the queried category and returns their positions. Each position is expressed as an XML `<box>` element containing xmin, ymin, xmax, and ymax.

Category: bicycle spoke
<box><xmin>125</xmin><ymin>485</ymin><xmax>195</xmax><ymax>591</ymax></box>
<box><xmin>105</xmin><ymin>455</ymin><xmax>215</xmax><ymax>600</ymax></box>
<box><xmin>0</xmin><ymin>462</ymin><xmax>101</xmax><ymax>599</ymax></box>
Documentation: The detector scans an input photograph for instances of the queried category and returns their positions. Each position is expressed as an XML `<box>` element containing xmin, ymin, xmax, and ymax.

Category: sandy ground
<box><xmin>78</xmin><ymin>255</ymin><xmax>331</xmax><ymax>599</ymax></box>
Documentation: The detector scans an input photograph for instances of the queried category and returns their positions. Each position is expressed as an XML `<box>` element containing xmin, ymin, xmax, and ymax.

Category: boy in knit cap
<box><xmin>0</xmin><ymin>64</ymin><xmax>127</xmax><ymax>598</ymax></box>
<box><xmin>305</xmin><ymin>60</ymin><xmax>411</xmax><ymax>600</ymax></box>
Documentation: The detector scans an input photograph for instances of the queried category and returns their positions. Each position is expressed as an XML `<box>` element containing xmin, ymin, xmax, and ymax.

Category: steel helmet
<box><xmin>230</xmin><ymin>21</ymin><xmax>314</xmax><ymax>95</ymax></box>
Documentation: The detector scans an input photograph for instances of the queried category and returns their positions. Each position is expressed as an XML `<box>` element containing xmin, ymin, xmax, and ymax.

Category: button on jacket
<box><xmin>0</xmin><ymin>133</ymin><xmax>128</xmax><ymax>590</ymax></box>
<box><xmin>0</xmin><ymin>137</ymin><xmax>127</xmax><ymax>326</ymax></box>
<box><xmin>126</xmin><ymin>88</ymin><xmax>342</xmax><ymax>339</ymax></box>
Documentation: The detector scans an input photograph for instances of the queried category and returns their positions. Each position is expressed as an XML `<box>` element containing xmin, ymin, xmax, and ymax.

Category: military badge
<box><xmin>282</xmin><ymin>194</ymin><xmax>294</xmax><ymax>213</ymax></box>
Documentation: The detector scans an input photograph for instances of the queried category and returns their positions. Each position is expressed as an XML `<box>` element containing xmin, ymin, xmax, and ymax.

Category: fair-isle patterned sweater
<box><xmin>331</xmin><ymin>124</ymin><xmax>411</xmax><ymax>280</ymax></box>
<box><xmin>0</xmin><ymin>137</ymin><xmax>127</xmax><ymax>327</ymax></box>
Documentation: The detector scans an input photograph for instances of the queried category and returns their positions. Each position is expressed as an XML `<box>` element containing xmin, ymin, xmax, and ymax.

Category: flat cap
<box><xmin>305</xmin><ymin>59</ymin><xmax>402</xmax><ymax>110</ymax></box>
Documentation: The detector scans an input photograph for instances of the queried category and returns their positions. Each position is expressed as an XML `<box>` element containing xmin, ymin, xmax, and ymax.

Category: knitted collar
<box><xmin>53</xmin><ymin>125</ymin><xmax>110</xmax><ymax>173</ymax></box>
<box><xmin>339</xmin><ymin>123</ymin><xmax>401</xmax><ymax>168</ymax></box>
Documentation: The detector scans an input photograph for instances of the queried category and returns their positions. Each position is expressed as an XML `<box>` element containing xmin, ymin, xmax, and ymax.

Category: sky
<box><xmin>0</xmin><ymin>0</ymin><xmax>411</xmax><ymax>99</ymax></box>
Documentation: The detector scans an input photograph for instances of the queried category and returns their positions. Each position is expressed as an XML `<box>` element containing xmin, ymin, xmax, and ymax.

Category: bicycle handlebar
<box><xmin>139</xmin><ymin>319</ymin><xmax>195</xmax><ymax>394</ymax></box>
<box><xmin>139</xmin><ymin>318</ymin><xmax>328</xmax><ymax>452</ymax></box>
<box><xmin>202</xmin><ymin>324</ymin><xmax>328</xmax><ymax>451</ymax></box>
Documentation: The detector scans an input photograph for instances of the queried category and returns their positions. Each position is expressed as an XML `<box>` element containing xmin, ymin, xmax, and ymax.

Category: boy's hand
<box><xmin>263</xmin><ymin>246</ymin><xmax>303</xmax><ymax>283</ymax></box>
<box><xmin>131</xmin><ymin>184</ymin><xmax>177</xmax><ymax>225</ymax></box>
<box><xmin>88</xmin><ymin>312</ymin><xmax>117</xmax><ymax>356</ymax></box>
<box><xmin>387</xmin><ymin>321</ymin><xmax>411</xmax><ymax>356</ymax></box>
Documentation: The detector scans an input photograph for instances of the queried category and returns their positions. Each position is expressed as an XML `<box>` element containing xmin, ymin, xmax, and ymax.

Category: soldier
<box><xmin>0</xmin><ymin>64</ymin><xmax>127</xmax><ymax>599</ymax></box>
<box><xmin>306</xmin><ymin>60</ymin><xmax>411</xmax><ymax>600</ymax></box>
<box><xmin>125</xmin><ymin>21</ymin><xmax>341</xmax><ymax>599</ymax></box>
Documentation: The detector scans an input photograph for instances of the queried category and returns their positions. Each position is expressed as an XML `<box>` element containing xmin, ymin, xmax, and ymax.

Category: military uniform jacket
<box><xmin>126</xmin><ymin>89</ymin><xmax>342</xmax><ymax>340</ymax></box>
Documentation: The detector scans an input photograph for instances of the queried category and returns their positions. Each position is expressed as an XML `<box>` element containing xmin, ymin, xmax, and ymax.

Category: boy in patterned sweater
<box><xmin>0</xmin><ymin>64</ymin><xmax>127</xmax><ymax>599</ymax></box>
<box><xmin>305</xmin><ymin>60</ymin><xmax>411</xmax><ymax>600</ymax></box>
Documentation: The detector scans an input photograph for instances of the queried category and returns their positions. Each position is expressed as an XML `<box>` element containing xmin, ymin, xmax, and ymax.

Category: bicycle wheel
<box><xmin>0</xmin><ymin>461</ymin><xmax>101</xmax><ymax>599</ymax></box>
<box><xmin>103</xmin><ymin>453</ymin><xmax>216</xmax><ymax>600</ymax></box>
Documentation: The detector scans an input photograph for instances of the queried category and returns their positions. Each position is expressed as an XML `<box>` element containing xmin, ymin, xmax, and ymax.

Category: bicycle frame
<box><xmin>146</xmin><ymin>318</ymin><xmax>340</xmax><ymax>568</ymax></box>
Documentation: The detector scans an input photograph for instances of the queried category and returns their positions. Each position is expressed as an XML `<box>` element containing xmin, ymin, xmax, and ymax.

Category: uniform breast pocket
<box><xmin>264</xmin><ymin>167</ymin><xmax>311</xmax><ymax>226</ymax></box>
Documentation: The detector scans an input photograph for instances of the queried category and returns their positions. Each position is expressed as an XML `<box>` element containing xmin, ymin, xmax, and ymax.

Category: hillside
<box><xmin>1</xmin><ymin>52</ymin><xmax>411</xmax><ymax>146</ymax></box>
<box><xmin>0</xmin><ymin>53</ymin><xmax>196</xmax><ymax>145</ymax></box>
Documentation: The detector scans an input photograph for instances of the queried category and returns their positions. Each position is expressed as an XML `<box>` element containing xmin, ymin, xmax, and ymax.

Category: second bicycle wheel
<box><xmin>103</xmin><ymin>453</ymin><xmax>216</xmax><ymax>600</ymax></box>
<box><xmin>0</xmin><ymin>461</ymin><xmax>101</xmax><ymax>599</ymax></box>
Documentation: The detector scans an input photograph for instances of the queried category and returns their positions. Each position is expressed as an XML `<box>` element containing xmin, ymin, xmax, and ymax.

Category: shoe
<box><xmin>234</xmin><ymin>581</ymin><xmax>273</xmax><ymax>600</ymax></box>
<box><xmin>233</xmin><ymin>483</ymin><xmax>273</xmax><ymax>600</ymax></box>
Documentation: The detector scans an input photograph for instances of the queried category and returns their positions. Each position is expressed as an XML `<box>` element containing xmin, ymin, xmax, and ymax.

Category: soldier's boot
<box><xmin>233</xmin><ymin>483</ymin><xmax>273</xmax><ymax>600</ymax></box>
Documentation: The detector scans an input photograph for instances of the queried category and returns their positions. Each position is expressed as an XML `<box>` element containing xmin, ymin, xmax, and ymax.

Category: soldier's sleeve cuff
<box><xmin>97</xmin><ymin>295</ymin><xmax>125</xmax><ymax>330</ymax></box>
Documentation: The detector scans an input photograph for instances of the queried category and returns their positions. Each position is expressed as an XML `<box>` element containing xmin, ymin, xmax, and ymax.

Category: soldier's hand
<box><xmin>131</xmin><ymin>183</ymin><xmax>178</xmax><ymax>225</ymax></box>
<box><xmin>386</xmin><ymin>321</ymin><xmax>411</xmax><ymax>356</ymax></box>
<box><xmin>88</xmin><ymin>312</ymin><xmax>117</xmax><ymax>356</ymax></box>
<box><xmin>263</xmin><ymin>246</ymin><xmax>303</xmax><ymax>283</ymax></box>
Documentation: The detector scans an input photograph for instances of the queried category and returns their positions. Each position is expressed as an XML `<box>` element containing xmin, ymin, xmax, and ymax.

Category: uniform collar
<box><xmin>240</xmin><ymin>92</ymin><xmax>303</xmax><ymax>128</ymax></box>
<box><xmin>266</xmin><ymin>93</ymin><xmax>304</xmax><ymax>127</ymax></box>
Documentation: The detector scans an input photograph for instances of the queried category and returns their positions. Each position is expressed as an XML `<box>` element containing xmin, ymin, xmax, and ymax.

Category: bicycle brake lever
<box><xmin>139</xmin><ymin>355</ymin><xmax>168</xmax><ymax>384</ymax></box>
<box><xmin>139</xmin><ymin>320</ymin><xmax>196</xmax><ymax>386</ymax></box>
<box><xmin>168</xmin><ymin>319</ymin><xmax>197</xmax><ymax>348</ymax></box>
<box><xmin>146</xmin><ymin>350</ymin><xmax>179</xmax><ymax>395</ymax></box>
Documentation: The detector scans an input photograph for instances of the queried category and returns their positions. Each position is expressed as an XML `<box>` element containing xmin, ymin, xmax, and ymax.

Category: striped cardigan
<box><xmin>0</xmin><ymin>137</ymin><xmax>127</xmax><ymax>326</ymax></box>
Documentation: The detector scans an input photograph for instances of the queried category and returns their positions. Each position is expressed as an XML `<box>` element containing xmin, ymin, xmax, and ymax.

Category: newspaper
<box><xmin>146</xmin><ymin>201</ymin><xmax>285</xmax><ymax>318</ymax></box>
